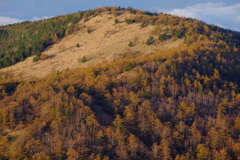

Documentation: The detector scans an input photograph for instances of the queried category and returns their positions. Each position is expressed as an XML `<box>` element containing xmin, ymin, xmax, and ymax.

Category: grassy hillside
<box><xmin>1</xmin><ymin>7</ymin><xmax>240</xmax><ymax>80</ymax></box>
<box><xmin>1</xmin><ymin>6</ymin><xmax>240</xmax><ymax>70</ymax></box>
<box><xmin>0</xmin><ymin>7</ymin><xmax>118</xmax><ymax>68</ymax></box>
<box><xmin>1</xmin><ymin>9</ymin><xmax>173</xmax><ymax>79</ymax></box>
<box><xmin>0</xmin><ymin>7</ymin><xmax>240</xmax><ymax>160</ymax></box>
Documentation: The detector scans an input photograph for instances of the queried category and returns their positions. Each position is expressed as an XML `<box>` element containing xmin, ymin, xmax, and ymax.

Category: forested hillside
<box><xmin>0</xmin><ymin>7</ymin><xmax>240</xmax><ymax>160</ymax></box>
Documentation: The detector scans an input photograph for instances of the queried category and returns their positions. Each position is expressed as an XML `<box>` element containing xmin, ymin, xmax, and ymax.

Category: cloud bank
<box><xmin>0</xmin><ymin>16</ymin><xmax>23</xmax><ymax>26</ymax></box>
<box><xmin>0</xmin><ymin>16</ymin><xmax>52</xmax><ymax>26</ymax></box>
<box><xmin>32</xmin><ymin>16</ymin><xmax>51</xmax><ymax>21</ymax></box>
<box><xmin>168</xmin><ymin>2</ymin><xmax>240</xmax><ymax>31</ymax></box>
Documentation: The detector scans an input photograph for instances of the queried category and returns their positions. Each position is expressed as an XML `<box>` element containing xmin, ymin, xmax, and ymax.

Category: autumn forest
<box><xmin>0</xmin><ymin>7</ymin><xmax>240</xmax><ymax>160</ymax></box>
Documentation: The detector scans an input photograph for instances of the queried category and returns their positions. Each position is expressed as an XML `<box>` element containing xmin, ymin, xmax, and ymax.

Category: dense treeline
<box><xmin>0</xmin><ymin>15</ymin><xmax>73</xmax><ymax>67</ymax></box>
<box><xmin>0</xmin><ymin>7</ymin><xmax>240</xmax><ymax>160</ymax></box>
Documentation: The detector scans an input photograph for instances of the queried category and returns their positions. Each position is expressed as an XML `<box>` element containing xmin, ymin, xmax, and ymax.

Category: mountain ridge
<box><xmin>1</xmin><ymin>7</ymin><xmax>240</xmax><ymax>79</ymax></box>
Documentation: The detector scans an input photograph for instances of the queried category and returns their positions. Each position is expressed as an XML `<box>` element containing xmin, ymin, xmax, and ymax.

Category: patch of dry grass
<box><xmin>0</xmin><ymin>12</ymin><xmax>183</xmax><ymax>79</ymax></box>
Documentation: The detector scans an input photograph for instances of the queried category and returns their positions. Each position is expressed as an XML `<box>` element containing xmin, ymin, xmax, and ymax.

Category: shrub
<box><xmin>128</xmin><ymin>41</ymin><xmax>134</xmax><ymax>47</ymax></box>
<box><xmin>125</xmin><ymin>62</ymin><xmax>133</xmax><ymax>71</ymax></box>
<box><xmin>33</xmin><ymin>56</ymin><xmax>39</xmax><ymax>62</ymax></box>
<box><xmin>81</xmin><ymin>56</ymin><xmax>88</xmax><ymax>63</ymax></box>
<box><xmin>159</xmin><ymin>33</ymin><xmax>167</xmax><ymax>41</ymax></box>
<box><xmin>125</xmin><ymin>19</ymin><xmax>134</xmax><ymax>24</ymax></box>
<box><xmin>140</xmin><ymin>20</ymin><xmax>147</xmax><ymax>28</ymax></box>
<box><xmin>87</xmin><ymin>27</ymin><xmax>92</xmax><ymax>33</ymax></box>
<box><xmin>115</xmin><ymin>19</ymin><xmax>119</xmax><ymax>24</ymax></box>
<box><xmin>146</xmin><ymin>37</ymin><xmax>154</xmax><ymax>45</ymax></box>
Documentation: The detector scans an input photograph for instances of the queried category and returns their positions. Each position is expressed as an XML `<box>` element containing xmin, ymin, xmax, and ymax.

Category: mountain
<box><xmin>0</xmin><ymin>7</ymin><xmax>240</xmax><ymax>160</ymax></box>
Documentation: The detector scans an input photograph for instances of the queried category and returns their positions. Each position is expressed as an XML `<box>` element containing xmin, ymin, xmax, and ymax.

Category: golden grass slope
<box><xmin>0</xmin><ymin>12</ymin><xmax>183</xmax><ymax>79</ymax></box>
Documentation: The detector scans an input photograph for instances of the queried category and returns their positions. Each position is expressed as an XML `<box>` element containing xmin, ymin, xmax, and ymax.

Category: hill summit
<box><xmin>0</xmin><ymin>7</ymin><xmax>186</xmax><ymax>79</ymax></box>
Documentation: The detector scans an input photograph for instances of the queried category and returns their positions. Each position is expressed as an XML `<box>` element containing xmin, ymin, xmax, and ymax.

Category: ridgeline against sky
<box><xmin>0</xmin><ymin>0</ymin><xmax>240</xmax><ymax>31</ymax></box>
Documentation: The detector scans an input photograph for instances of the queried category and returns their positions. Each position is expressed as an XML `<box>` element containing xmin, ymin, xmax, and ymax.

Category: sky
<box><xmin>0</xmin><ymin>0</ymin><xmax>240</xmax><ymax>31</ymax></box>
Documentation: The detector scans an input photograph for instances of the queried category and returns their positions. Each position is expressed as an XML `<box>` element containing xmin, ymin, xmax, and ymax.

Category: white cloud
<box><xmin>0</xmin><ymin>16</ymin><xmax>52</xmax><ymax>26</ymax></box>
<box><xmin>167</xmin><ymin>2</ymin><xmax>240</xmax><ymax>31</ymax></box>
<box><xmin>0</xmin><ymin>16</ymin><xmax>23</xmax><ymax>26</ymax></box>
<box><xmin>32</xmin><ymin>16</ymin><xmax>51</xmax><ymax>21</ymax></box>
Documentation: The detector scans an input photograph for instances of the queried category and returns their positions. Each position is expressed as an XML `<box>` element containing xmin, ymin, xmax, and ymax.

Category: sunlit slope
<box><xmin>0</xmin><ymin>12</ymin><xmax>183</xmax><ymax>79</ymax></box>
